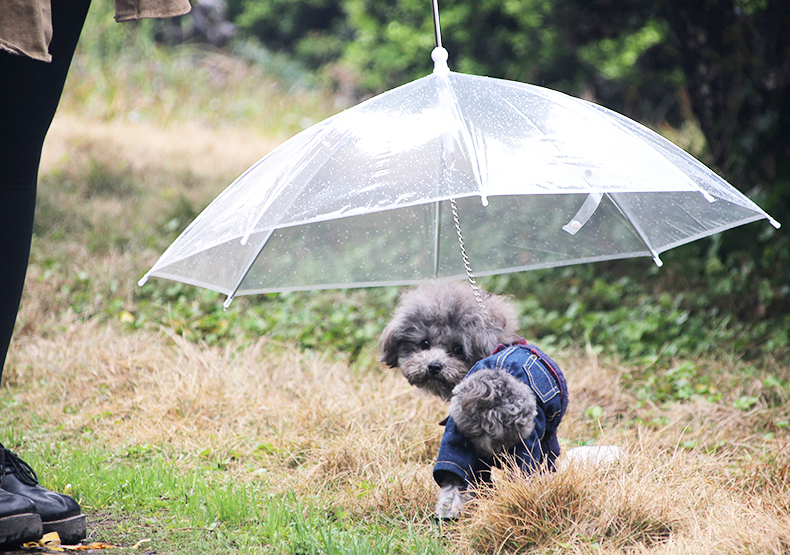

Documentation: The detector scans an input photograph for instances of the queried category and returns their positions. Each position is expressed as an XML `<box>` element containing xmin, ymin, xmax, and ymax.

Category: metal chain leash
<box><xmin>450</xmin><ymin>198</ymin><xmax>487</xmax><ymax>313</ymax></box>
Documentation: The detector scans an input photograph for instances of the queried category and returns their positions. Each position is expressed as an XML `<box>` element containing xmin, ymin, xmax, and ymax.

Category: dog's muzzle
<box><xmin>428</xmin><ymin>361</ymin><xmax>444</xmax><ymax>375</ymax></box>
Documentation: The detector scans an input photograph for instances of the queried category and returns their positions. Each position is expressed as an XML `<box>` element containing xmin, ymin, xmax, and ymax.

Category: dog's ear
<box><xmin>379</xmin><ymin>321</ymin><xmax>402</xmax><ymax>368</ymax></box>
<box><xmin>470</xmin><ymin>328</ymin><xmax>505</xmax><ymax>363</ymax></box>
<box><xmin>467</xmin><ymin>294</ymin><xmax>520</xmax><ymax>360</ymax></box>
<box><xmin>485</xmin><ymin>294</ymin><xmax>520</xmax><ymax>342</ymax></box>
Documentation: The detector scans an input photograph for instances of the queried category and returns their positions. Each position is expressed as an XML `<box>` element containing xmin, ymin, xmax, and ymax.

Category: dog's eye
<box><xmin>420</xmin><ymin>339</ymin><xmax>431</xmax><ymax>350</ymax></box>
<box><xmin>452</xmin><ymin>344</ymin><xmax>465</xmax><ymax>358</ymax></box>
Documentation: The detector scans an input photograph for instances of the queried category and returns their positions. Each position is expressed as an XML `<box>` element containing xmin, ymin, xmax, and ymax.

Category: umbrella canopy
<box><xmin>139</xmin><ymin>45</ymin><xmax>779</xmax><ymax>306</ymax></box>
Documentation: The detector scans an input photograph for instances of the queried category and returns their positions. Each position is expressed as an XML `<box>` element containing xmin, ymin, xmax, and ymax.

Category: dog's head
<box><xmin>379</xmin><ymin>281</ymin><xmax>519</xmax><ymax>401</ymax></box>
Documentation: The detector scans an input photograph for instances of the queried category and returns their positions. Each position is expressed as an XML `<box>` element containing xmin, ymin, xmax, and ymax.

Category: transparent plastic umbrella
<box><xmin>139</xmin><ymin>13</ymin><xmax>779</xmax><ymax>306</ymax></box>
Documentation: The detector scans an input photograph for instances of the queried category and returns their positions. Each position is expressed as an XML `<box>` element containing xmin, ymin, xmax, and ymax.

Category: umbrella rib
<box><xmin>671</xmin><ymin>196</ymin><xmax>719</xmax><ymax>231</ymax></box>
<box><xmin>500</xmin><ymin>97</ymin><xmax>600</xmax><ymax>193</ymax></box>
<box><xmin>607</xmin><ymin>193</ymin><xmax>663</xmax><ymax>266</ymax></box>
<box><xmin>502</xmin><ymin>241</ymin><xmax>578</xmax><ymax>259</ymax></box>
<box><xmin>239</xmin><ymin>117</ymin><xmax>344</xmax><ymax>246</ymax></box>
<box><xmin>436</xmin><ymin>76</ymin><xmax>487</xmax><ymax>201</ymax></box>
<box><xmin>223</xmin><ymin>229</ymin><xmax>276</xmax><ymax>307</ymax></box>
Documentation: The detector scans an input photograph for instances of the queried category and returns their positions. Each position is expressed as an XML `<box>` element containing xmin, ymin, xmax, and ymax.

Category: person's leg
<box><xmin>0</xmin><ymin>0</ymin><xmax>92</xmax><ymax>380</ymax></box>
<box><xmin>0</xmin><ymin>0</ymin><xmax>92</xmax><ymax>547</ymax></box>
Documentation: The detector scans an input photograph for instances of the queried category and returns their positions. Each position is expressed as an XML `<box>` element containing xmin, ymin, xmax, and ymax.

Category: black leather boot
<box><xmin>0</xmin><ymin>445</ymin><xmax>86</xmax><ymax>545</ymax></box>
<box><xmin>0</xmin><ymin>488</ymin><xmax>42</xmax><ymax>549</ymax></box>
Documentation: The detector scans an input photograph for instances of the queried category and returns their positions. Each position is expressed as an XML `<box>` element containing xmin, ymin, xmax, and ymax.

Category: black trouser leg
<box><xmin>0</xmin><ymin>0</ymin><xmax>92</xmax><ymax>382</ymax></box>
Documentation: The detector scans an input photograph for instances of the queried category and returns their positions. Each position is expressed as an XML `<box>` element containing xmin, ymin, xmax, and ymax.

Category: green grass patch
<box><xmin>4</xmin><ymin>437</ymin><xmax>448</xmax><ymax>555</ymax></box>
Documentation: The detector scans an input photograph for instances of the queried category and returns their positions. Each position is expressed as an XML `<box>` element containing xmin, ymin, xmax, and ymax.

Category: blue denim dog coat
<box><xmin>433</xmin><ymin>342</ymin><xmax>568</xmax><ymax>487</ymax></box>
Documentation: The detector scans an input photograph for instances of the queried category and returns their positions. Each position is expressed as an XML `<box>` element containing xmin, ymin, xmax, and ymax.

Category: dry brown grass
<box><xmin>463</xmin><ymin>444</ymin><xmax>790</xmax><ymax>554</ymax></box>
<box><xmin>453</xmin><ymin>356</ymin><xmax>790</xmax><ymax>554</ymax></box>
<box><xmin>6</xmin><ymin>308</ymin><xmax>790</xmax><ymax>553</ymax></box>
<box><xmin>41</xmin><ymin>113</ymin><xmax>280</xmax><ymax>185</ymax></box>
<box><xmin>5</xmin><ymin>316</ymin><xmax>443</xmax><ymax>524</ymax></box>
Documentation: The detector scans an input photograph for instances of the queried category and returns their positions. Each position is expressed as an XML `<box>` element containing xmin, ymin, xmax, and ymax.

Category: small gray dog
<box><xmin>380</xmin><ymin>281</ymin><xmax>568</xmax><ymax>520</ymax></box>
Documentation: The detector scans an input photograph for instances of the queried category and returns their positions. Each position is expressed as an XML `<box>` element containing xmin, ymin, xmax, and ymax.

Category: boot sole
<box><xmin>42</xmin><ymin>513</ymin><xmax>87</xmax><ymax>545</ymax></box>
<box><xmin>0</xmin><ymin>512</ymin><xmax>43</xmax><ymax>549</ymax></box>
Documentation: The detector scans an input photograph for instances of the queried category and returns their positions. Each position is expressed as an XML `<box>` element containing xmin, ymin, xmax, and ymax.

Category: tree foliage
<box><xmin>226</xmin><ymin>0</ymin><xmax>348</xmax><ymax>68</ymax></box>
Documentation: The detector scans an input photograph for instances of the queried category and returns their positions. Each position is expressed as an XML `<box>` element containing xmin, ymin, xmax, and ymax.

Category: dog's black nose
<box><xmin>428</xmin><ymin>362</ymin><xmax>443</xmax><ymax>375</ymax></box>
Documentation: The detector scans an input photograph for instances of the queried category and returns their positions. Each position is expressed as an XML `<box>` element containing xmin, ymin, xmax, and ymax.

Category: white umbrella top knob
<box><xmin>432</xmin><ymin>46</ymin><xmax>450</xmax><ymax>77</ymax></box>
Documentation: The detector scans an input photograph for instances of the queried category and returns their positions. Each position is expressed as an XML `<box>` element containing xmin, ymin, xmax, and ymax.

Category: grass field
<box><xmin>2</xmin><ymin>6</ymin><xmax>790</xmax><ymax>554</ymax></box>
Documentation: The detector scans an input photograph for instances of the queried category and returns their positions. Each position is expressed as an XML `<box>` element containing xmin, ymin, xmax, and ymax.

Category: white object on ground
<box><xmin>558</xmin><ymin>445</ymin><xmax>621</xmax><ymax>470</ymax></box>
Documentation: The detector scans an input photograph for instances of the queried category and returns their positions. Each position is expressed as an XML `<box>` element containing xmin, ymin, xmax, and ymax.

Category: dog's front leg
<box><xmin>434</xmin><ymin>474</ymin><xmax>468</xmax><ymax>521</ymax></box>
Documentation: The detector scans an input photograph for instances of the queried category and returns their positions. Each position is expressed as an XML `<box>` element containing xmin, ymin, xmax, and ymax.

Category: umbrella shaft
<box><xmin>433</xmin><ymin>200</ymin><xmax>442</xmax><ymax>277</ymax></box>
<box><xmin>432</xmin><ymin>0</ymin><xmax>442</xmax><ymax>48</ymax></box>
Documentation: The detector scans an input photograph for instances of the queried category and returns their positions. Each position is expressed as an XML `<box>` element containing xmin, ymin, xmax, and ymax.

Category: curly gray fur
<box><xmin>449</xmin><ymin>369</ymin><xmax>537</xmax><ymax>457</ymax></box>
<box><xmin>379</xmin><ymin>281</ymin><xmax>520</xmax><ymax>400</ymax></box>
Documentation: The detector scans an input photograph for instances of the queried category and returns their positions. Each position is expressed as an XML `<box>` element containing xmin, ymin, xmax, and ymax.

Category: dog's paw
<box><xmin>434</xmin><ymin>483</ymin><xmax>467</xmax><ymax>521</ymax></box>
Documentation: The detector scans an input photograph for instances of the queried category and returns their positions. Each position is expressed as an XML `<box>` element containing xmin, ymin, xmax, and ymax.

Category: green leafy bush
<box><xmin>483</xmin><ymin>236</ymin><xmax>789</xmax><ymax>365</ymax></box>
